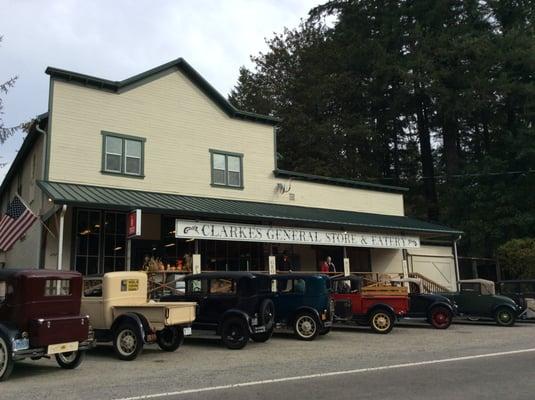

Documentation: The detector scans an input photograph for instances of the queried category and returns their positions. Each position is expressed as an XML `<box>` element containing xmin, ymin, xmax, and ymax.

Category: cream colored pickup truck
<box><xmin>81</xmin><ymin>272</ymin><xmax>196</xmax><ymax>360</ymax></box>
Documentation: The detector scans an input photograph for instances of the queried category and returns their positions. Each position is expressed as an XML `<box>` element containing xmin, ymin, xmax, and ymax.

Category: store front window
<box><xmin>74</xmin><ymin>209</ymin><xmax>126</xmax><ymax>275</ymax></box>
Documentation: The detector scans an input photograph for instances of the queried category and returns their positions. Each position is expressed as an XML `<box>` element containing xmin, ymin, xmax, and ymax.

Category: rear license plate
<box><xmin>47</xmin><ymin>341</ymin><xmax>79</xmax><ymax>355</ymax></box>
<box><xmin>254</xmin><ymin>326</ymin><xmax>266</xmax><ymax>333</ymax></box>
<box><xmin>13</xmin><ymin>338</ymin><xmax>30</xmax><ymax>351</ymax></box>
<box><xmin>183</xmin><ymin>327</ymin><xmax>192</xmax><ymax>336</ymax></box>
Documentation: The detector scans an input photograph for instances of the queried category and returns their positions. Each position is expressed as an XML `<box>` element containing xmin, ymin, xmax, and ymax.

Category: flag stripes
<box><xmin>0</xmin><ymin>196</ymin><xmax>38</xmax><ymax>251</ymax></box>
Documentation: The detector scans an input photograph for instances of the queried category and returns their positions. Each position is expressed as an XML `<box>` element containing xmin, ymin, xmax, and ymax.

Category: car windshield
<box><xmin>84</xmin><ymin>279</ymin><xmax>103</xmax><ymax>297</ymax></box>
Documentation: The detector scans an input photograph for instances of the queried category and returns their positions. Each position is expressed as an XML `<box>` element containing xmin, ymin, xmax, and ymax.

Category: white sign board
<box><xmin>268</xmin><ymin>256</ymin><xmax>276</xmax><ymax>275</ymax></box>
<box><xmin>192</xmin><ymin>254</ymin><xmax>201</xmax><ymax>275</ymax></box>
<box><xmin>343</xmin><ymin>258</ymin><xmax>350</xmax><ymax>276</ymax></box>
<box><xmin>175</xmin><ymin>219</ymin><xmax>420</xmax><ymax>249</ymax></box>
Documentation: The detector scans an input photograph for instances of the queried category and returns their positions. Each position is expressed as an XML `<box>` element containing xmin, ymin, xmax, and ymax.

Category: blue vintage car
<box><xmin>269</xmin><ymin>274</ymin><xmax>333</xmax><ymax>341</ymax></box>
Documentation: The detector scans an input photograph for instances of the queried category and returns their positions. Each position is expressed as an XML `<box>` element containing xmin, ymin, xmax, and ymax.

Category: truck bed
<box><xmin>112</xmin><ymin>302</ymin><xmax>196</xmax><ymax>330</ymax></box>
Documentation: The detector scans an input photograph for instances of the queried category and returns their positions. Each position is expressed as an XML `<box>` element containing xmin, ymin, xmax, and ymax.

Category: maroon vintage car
<box><xmin>0</xmin><ymin>269</ymin><xmax>93</xmax><ymax>381</ymax></box>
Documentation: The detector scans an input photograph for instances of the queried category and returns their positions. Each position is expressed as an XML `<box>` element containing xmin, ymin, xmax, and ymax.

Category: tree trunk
<box><xmin>442</xmin><ymin>115</ymin><xmax>460</xmax><ymax>177</ymax></box>
<box><xmin>416</xmin><ymin>101</ymin><xmax>440</xmax><ymax>220</ymax></box>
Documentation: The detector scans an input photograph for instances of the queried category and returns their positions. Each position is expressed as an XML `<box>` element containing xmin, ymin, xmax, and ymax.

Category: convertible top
<box><xmin>460</xmin><ymin>279</ymin><xmax>495</xmax><ymax>295</ymax></box>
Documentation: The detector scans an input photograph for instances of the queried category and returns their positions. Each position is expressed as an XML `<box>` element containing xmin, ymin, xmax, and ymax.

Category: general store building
<box><xmin>0</xmin><ymin>58</ymin><xmax>462</xmax><ymax>290</ymax></box>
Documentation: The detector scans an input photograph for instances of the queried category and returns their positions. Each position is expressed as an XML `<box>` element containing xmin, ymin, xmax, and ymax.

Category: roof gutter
<box><xmin>34</xmin><ymin>117</ymin><xmax>47</xmax><ymax>268</ymax></box>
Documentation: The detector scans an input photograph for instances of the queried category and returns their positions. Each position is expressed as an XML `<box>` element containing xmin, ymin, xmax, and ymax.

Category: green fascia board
<box><xmin>45</xmin><ymin>58</ymin><xmax>280</xmax><ymax>126</ymax></box>
<box><xmin>0</xmin><ymin>113</ymin><xmax>48</xmax><ymax>198</ymax></box>
<box><xmin>37</xmin><ymin>180</ymin><xmax>462</xmax><ymax>236</ymax></box>
<box><xmin>274</xmin><ymin>169</ymin><xmax>408</xmax><ymax>193</ymax></box>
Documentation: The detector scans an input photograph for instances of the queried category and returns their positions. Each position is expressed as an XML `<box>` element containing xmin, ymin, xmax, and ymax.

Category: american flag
<box><xmin>0</xmin><ymin>195</ymin><xmax>38</xmax><ymax>252</ymax></box>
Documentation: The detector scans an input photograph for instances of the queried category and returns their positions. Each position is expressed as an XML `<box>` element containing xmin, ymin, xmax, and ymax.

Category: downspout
<box><xmin>58</xmin><ymin>204</ymin><xmax>67</xmax><ymax>270</ymax></box>
<box><xmin>453</xmin><ymin>235</ymin><xmax>462</xmax><ymax>290</ymax></box>
<box><xmin>35</xmin><ymin>120</ymin><xmax>47</xmax><ymax>268</ymax></box>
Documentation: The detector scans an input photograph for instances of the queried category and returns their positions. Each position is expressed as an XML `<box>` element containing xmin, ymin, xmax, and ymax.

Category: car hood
<box><xmin>416</xmin><ymin>293</ymin><xmax>453</xmax><ymax>304</ymax></box>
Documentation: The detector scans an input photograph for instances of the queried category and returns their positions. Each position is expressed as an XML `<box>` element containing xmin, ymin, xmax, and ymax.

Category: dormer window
<box><xmin>102</xmin><ymin>132</ymin><xmax>145</xmax><ymax>177</ymax></box>
<box><xmin>210</xmin><ymin>150</ymin><xmax>243</xmax><ymax>189</ymax></box>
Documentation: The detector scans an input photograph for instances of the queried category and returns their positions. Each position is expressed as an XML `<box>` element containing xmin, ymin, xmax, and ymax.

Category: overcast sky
<box><xmin>0</xmin><ymin>0</ymin><xmax>320</xmax><ymax>182</ymax></box>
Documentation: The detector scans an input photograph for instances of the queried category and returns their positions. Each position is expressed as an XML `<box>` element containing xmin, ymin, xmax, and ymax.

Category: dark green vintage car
<box><xmin>439</xmin><ymin>279</ymin><xmax>523</xmax><ymax>326</ymax></box>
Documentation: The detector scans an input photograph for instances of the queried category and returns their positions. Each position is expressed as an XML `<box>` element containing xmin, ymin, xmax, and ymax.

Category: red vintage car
<box><xmin>330</xmin><ymin>275</ymin><xmax>409</xmax><ymax>334</ymax></box>
<box><xmin>0</xmin><ymin>269</ymin><xmax>94</xmax><ymax>381</ymax></box>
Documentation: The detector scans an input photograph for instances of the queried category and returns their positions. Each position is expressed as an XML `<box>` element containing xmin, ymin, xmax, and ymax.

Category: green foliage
<box><xmin>498</xmin><ymin>238</ymin><xmax>535</xmax><ymax>279</ymax></box>
<box><xmin>230</xmin><ymin>0</ymin><xmax>535</xmax><ymax>258</ymax></box>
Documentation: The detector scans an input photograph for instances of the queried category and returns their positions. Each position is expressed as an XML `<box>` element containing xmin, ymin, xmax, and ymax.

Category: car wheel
<box><xmin>495</xmin><ymin>307</ymin><xmax>516</xmax><ymax>327</ymax></box>
<box><xmin>0</xmin><ymin>334</ymin><xmax>14</xmax><ymax>382</ymax></box>
<box><xmin>319</xmin><ymin>327</ymin><xmax>331</xmax><ymax>336</ymax></box>
<box><xmin>251</xmin><ymin>328</ymin><xmax>273</xmax><ymax>343</ymax></box>
<box><xmin>369</xmin><ymin>310</ymin><xmax>394</xmax><ymax>334</ymax></box>
<box><xmin>259</xmin><ymin>299</ymin><xmax>275</xmax><ymax>330</ymax></box>
<box><xmin>294</xmin><ymin>312</ymin><xmax>319</xmax><ymax>341</ymax></box>
<box><xmin>55</xmin><ymin>350</ymin><xmax>85</xmax><ymax>369</ymax></box>
<box><xmin>113</xmin><ymin>322</ymin><xmax>144</xmax><ymax>360</ymax></box>
<box><xmin>221</xmin><ymin>317</ymin><xmax>250</xmax><ymax>350</ymax></box>
<box><xmin>156</xmin><ymin>327</ymin><xmax>184</xmax><ymax>352</ymax></box>
<box><xmin>429</xmin><ymin>306</ymin><xmax>453</xmax><ymax>329</ymax></box>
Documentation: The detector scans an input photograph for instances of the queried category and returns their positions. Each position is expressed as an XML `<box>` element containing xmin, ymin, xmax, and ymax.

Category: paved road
<box><xmin>2</xmin><ymin>321</ymin><xmax>535</xmax><ymax>400</ymax></box>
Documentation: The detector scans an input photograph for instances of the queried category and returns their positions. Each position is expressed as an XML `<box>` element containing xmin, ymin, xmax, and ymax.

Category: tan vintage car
<box><xmin>81</xmin><ymin>272</ymin><xmax>196</xmax><ymax>360</ymax></box>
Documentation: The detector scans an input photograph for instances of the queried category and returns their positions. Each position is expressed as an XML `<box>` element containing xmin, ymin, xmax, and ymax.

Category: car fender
<box><xmin>0</xmin><ymin>322</ymin><xmax>19</xmax><ymax>342</ymax></box>
<box><xmin>290</xmin><ymin>306</ymin><xmax>321</xmax><ymax>325</ymax></box>
<box><xmin>111</xmin><ymin>312</ymin><xmax>149</xmax><ymax>343</ymax></box>
<box><xmin>367</xmin><ymin>304</ymin><xmax>396</xmax><ymax>320</ymax></box>
<box><xmin>217</xmin><ymin>309</ymin><xmax>251</xmax><ymax>334</ymax></box>
<box><xmin>491</xmin><ymin>303</ymin><xmax>518</xmax><ymax>316</ymax></box>
<box><xmin>427</xmin><ymin>301</ymin><xmax>454</xmax><ymax>317</ymax></box>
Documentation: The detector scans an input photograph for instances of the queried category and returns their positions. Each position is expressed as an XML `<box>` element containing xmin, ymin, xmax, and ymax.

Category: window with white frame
<box><xmin>102</xmin><ymin>133</ymin><xmax>145</xmax><ymax>176</ymax></box>
<box><xmin>210</xmin><ymin>150</ymin><xmax>243</xmax><ymax>188</ymax></box>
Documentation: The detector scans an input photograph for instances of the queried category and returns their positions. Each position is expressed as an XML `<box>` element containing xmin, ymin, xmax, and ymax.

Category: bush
<box><xmin>498</xmin><ymin>238</ymin><xmax>535</xmax><ymax>279</ymax></box>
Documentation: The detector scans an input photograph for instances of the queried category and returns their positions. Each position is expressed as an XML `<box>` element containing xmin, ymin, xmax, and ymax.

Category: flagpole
<box><xmin>15</xmin><ymin>194</ymin><xmax>57</xmax><ymax>239</ymax></box>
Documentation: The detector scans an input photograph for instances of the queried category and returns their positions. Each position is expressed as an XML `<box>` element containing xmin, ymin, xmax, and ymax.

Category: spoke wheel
<box><xmin>294</xmin><ymin>313</ymin><xmax>319</xmax><ymax>341</ymax></box>
<box><xmin>495</xmin><ymin>308</ymin><xmax>515</xmax><ymax>327</ymax></box>
<box><xmin>56</xmin><ymin>351</ymin><xmax>85</xmax><ymax>369</ymax></box>
<box><xmin>370</xmin><ymin>310</ymin><xmax>394</xmax><ymax>334</ymax></box>
<box><xmin>430</xmin><ymin>307</ymin><xmax>452</xmax><ymax>329</ymax></box>
<box><xmin>113</xmin><ymin>323</ymin><xmax>143</xmax><ymax>361</ymax></box>
<box><xmin>157</xmin><ymin>327</ymin><xmax>184</xmax><ymax>352</ymax></box>
<box><xmin>0</xmin><ymin>335</ymin><xmax>14</xmax><ymax>381</ymax></box>
<box><xmin>221</xmin><ymin>317</ymin><xmax>249</xmax><ymax>350</ymax></box>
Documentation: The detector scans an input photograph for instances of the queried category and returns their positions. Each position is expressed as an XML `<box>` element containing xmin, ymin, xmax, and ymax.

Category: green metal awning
<box><xmin>37</xmin><ymin>181</ymin><xmax>462</xmax><ymax>237</ymax></box>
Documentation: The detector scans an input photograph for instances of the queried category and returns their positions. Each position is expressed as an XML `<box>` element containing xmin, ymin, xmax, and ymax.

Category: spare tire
<box><xmin>259</xmin><ymin>298</ymin><xmax>275</xmax><ymax>329</ymax></box>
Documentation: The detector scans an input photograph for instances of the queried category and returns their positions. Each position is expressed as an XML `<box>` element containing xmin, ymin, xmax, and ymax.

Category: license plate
<box><xmin>47</xmin><ymin>341</ymin><xmax>79</xmax><ymax>355</ymax></box>
<box><xmin>254</xmin><ymin>326</ymin><xmax>266</xmax><ymax>333</ymax></box>
<box><xmin>183</xmin><ymin>327</ymin><xmax>192</xmax><ymax>336</ymax></box>
<box><xmin>13</xmin><ymin>338</ymin><xmax>30</xmax><ymax>351</ymax></box>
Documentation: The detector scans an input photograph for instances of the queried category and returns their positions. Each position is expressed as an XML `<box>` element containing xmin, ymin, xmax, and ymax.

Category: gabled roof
<box><xmin>0</xmin><ymin>113</ymin><xmax>48</xmax><ymax>198</ymax></box>
<box><xmin>37</xmin><ymin>180</ymin><xmax>462</xmax><ymax>236</ymax></box>
<box><xmin>45</xmin><ymin>58</ymin><xmax>280</xmax><ymax>125</ymax></box>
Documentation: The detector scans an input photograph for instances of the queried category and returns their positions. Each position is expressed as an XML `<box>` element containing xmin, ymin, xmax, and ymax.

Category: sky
<box><xmin>0</xmin><ymin>0</ymin><xmax>321</xmax><ymax>182</ymax></box>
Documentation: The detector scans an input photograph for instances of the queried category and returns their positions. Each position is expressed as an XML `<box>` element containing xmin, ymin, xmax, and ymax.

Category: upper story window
<box><xmin>210</xmin><ymin>150</ymin><xmax>243</xmax><ymax>189</ymax></box>
<box><xmin>102</xmin><ymin>132</ymin><xmax>145</xmax><ymax>177</ymax></box>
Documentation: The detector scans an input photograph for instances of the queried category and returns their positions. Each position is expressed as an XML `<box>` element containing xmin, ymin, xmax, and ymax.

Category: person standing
<box><xmin>327</xmin><ymin>256</ymin><xmax>336</xmax><ymax>273</ymax></box>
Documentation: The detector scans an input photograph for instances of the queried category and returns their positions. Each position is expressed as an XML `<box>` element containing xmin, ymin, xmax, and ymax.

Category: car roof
<box><xmin>269</xmin><ymin>273</ymin><xmax>328</xmax><ymax>280</ymax></box>
<box><xmin>186</xmin><ymin>271</ymin><xmax>258</xmax><ymax>280</ymax></box>
<box><xmin>330</xmin><ymin>275</ymin><xmax>362</xmax><ymax>282</ymax></box>
<box><xmin>0</xmin><ymin>268</ymin><xmax>80</xmax><ymax>280</ymax></box>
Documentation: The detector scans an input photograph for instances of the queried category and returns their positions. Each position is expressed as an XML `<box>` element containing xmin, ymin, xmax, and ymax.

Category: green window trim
<box><xmin>209</xmin><ymin>149</ymin><xmax>244</xmax><ymax>189</ymax></box>
<box><xmin>101</xmin><ymin>131</ymin><xmax>146</xmax><ymax>178</ymax></box>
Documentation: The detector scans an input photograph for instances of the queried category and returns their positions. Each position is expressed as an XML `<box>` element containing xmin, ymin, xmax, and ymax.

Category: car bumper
<box><xmin>12</xmin><ymin>338</ymin><xmax>95</xmax><ymax>360</ymax></box>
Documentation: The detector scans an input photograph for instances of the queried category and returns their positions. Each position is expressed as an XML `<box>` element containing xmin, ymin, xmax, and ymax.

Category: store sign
<box><xmin>175</xmin><ymin>219</ymin><xmax>420</xmax><ymax>249</ymax></box>
<box><xmin>127</xmin><ymin>209</ymin><xmax>141</xmax><ymax>238</ymax></box>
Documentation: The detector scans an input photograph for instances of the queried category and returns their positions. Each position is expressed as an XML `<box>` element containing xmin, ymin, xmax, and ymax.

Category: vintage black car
<box><xmin>0</xmin><ymin>269</ymin><xmax>94</xmax><ymax>381</ymax></box>
<box><xmin>497</xmin><ymin>280</ymin><xmax>535</xmax><ymax>319</ymax></box>
<box><xmin>270</xmin><ymin>274</ymin><xmax>333</xmax><ymax>340</ymax></box>
<box><xmin>390</xmin><ymin>278</ymin><xmax>456</xmax><ymax>329</ymax></box>
<box><xmin>439</xmin><ymin>279</ymin><xmax>523</xmax><ymax>326</ymax></box>
<box><xmin>161</xmin><ymin>272</ymin><xmax>275</xmax><ymax>349</ymax></box>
